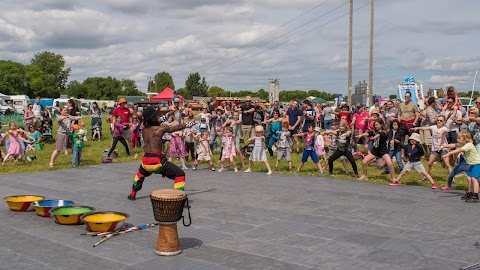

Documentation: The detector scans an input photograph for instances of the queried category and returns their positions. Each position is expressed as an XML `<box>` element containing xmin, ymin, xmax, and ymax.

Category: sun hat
<box><xmin>409</xmin><ymin>133</ymin><xmax>422</xmax><ymax>143</ymax></box>
<box><xmin>142</xmin><ymin>106</ymin><xmax>158</xmax><ymax>121</ymax></box>
<box><xmin>314</xmin><ymin>127</ymin><xmax>321</xmax><ymax>133</ymax></box>
<box><xmin>173</xmin><ymin>97</ymin><xmax>180</xmax><ymax>103</ymax></box>
<box><xmin>370</xmin><ymin>109</ymin><xmax>380</xmax><ymax>115</ymax></box>
<box><xmin>118</xmin><ymin>98</ymin><xmax>127</xmax><ymax>104</ymax></box>
<box><xmin>255</xmin><ymin>125</ymin><xmax>264</xmax><ymax>132</ymax></box>
<box><xmin>216</xmin><ymin>106</ymin><xmax>224</xmax><ymax>111</ymax></box>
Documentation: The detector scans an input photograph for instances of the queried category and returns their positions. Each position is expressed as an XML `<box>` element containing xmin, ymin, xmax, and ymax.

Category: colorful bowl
<box><xmin>82</xmin><ymin>211</ymin><xmax>129</xmax><ymax>232</ymax></box>
<box><xmin>34</xmin><ymin>200</ymin><xmax>75</xmax><ymax>217</ymax></box>
<box><xmin>4</xmin><ymin>195</ymin><xmax>45</xmax><ymax>211</ymax></box>
<box><xmin>50</xmin><ymin>206</ymin><xmax>95</xmax><ymax>225</ymax></box>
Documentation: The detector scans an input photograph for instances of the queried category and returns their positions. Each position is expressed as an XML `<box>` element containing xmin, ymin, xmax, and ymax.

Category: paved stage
<box><xmin>1</xmin><ymin>162</ymin><xmax>480</xmax><ymax>270</ymax></box>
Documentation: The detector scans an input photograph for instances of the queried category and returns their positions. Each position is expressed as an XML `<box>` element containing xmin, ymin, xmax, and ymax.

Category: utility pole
<box><xmin>147</xmin><ymin>76</ymin><xmax>153</xmax><ymax>92</ymax></box>
<box><xmin>368</xmin><ymin>0</ymin><xmax>374</xmax><ymax>107</ymax></box>
<box><xmin>347</xmin><ymin>0</ymin><xmax>353</xmax><ymax>107</ymax></box>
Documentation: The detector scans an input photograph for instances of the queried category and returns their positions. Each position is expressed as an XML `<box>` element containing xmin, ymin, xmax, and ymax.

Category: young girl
<box><xmin>443</xmin><ymin>131</ymin><xmax>480</xmax><ymax>202</ymax></box>
<box><xmin>28</xmin><ymin>125</ymin><xmax>42</xmax><ymax>151</ymax></box>
<box><xmin>2</xmin><ymin>122</ymin><xmax>27</xmax><ymax>165</ymax></box>
<box><xmin>323</xmin><ymin>121</ymin><xmax>350</xmax><ymax>175</ymax></box>
<box><xmin>79</xmin><ymin>122</ymin><xmax>87</xmax><ymax>141</ymax></box>
<box><xmin>356</xmin><ymin>118</ymin><xmax>396</xmax><ymax>181</ymax></box>
<box><xmin>275</xmin><ymin>122</ymin><xmax>293</xmax><ymax>173</ymax></box>
<box><xmin>92</xmin><ymin>120</ymin><xmax>102</xmax><ymax>140</ymax></box>
<box><xmin>168</xmin><ymin>125</ymin><xmax>188</xmax><ymax>170</ymax></box>
<box><xmin>384</xmin><ymin>120</ymin><xmax>405</xmax><ymax>174</ymax></box>
<box><xmin>106</xmin><ymin>115</ymin><xmax>131</xmax><ymax>159</ymax></box>
<box><xmin>314</xmin><ymin>127</ymin><xmax>328</xmax><ymax>168</ymax></box>
<box><xmin>224</xmin><ymin>111</ymin><xmax>245</xmax><ymax>169</ymax></box>
<box><xmin>193</xmin><ymin>131</ymin><xmax>215</xmax><ymax>171</ymax></box>
<box><xmin>244</xmin><ymin>125</ymin><xmax>272</xmax><ymax>175</ymax></box>
<box><xmin>218</xmin><ymin>126</ymin><xmax>238</xmax><ymax>172</ymax></box>
<box><xmin>325</xmin><ymin>121</ymin><xmax>358</xmax><ymax>177</ymax></box>
<box><xmin>412</xmin><ymin>115</ymin><xmax>452</xmax><ymax>176</ymax></box>
<box><xmin>131</xmin><ymin>115</ymin><xmax>141</xmax><ymax>149</ymax></box>
<box><xmin>293</xmin><ymin>123</ymin><xmax>325</xmax><ymax>175</ymax></box>
<box><xmin>390</xmin><ymin>133</ymin><xmax>438</xmax><ymax>189</ymax></box>
<box><xmin>183</xmin><ymin>118</ymin><xmax>197</xmax><ymax>162</ymax></box>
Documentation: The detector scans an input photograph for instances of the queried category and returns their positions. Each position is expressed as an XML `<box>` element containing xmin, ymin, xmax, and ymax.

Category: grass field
<box><xmin>0</xmin><ymin>114</ymin><xmax>468</xmax><ymax>191</ymax></box>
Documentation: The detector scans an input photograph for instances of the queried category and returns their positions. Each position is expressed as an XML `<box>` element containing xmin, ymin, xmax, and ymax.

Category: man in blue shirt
<box><xmin>302</xmin><ymin>100</ymin><xmax>316</xmax><ymax>133</ymax></box>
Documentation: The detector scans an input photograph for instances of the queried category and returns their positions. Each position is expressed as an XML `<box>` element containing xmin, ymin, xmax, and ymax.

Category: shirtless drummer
<box><xmin>128</xmin><ymin>106</ymin><xmax>195</xmax><ymax>200</ymax></box>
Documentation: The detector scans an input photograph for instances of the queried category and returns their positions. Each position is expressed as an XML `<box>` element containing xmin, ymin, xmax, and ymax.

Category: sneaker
<box><xmin>218</xmin><ymin>167</ymin><xmax>224</xmax><ymax>172</ymax></box>
<box><xmin>267</xmin><ymin>170</ymin><xmax>272</xmax><ymax>175</ymax></box>
<box><xmin>441</xmin><ymin>186</ymin><xmax>451</xmax><ymax>191</ymax></box>
<box><xmin>294</xmin><ymin>170</ymin><xmax>299</xmax><ymax>175</ymax></box>
<box><xmin>357</xmin><ymin>175</ymin><xmax>368</xmax><ymax>181</ymax></box>
<box><xmin>461</xmin><ymin>192</ymin><xmax>473</xmax><ymax>200</ymax></box>
<box><xmin>192</xmin><ymin>165</ymin><xmax>197</xmax><ymax>171</ymax></box>
<box><xmin>431</xmin><ymin>183</ymin><xmax>438</xmax><ymax>189</ymax></box>
<box><xmin>72</xmin><ymin>164</ymin><xmax>77</xmax><ymax>168</ymax></box>
<box><xmin>466</xmin><ymin>194</ymin><xmax>480</xmax><ymax>203</ymax></box>
<box><xmin>128</xmin><ymin>191</ymin><xmax>136</xmax><ymax>200</ymax></box>
<box><xmin>182</xmin><ymin>166</ymin><xmax>188</xmax><ymax>170</ymax></box>
<box><xmin>329</xmin><ymin>172</ymin><xmax>334</xmax><ymax>176</ymax></box>
<box><xmin>234</xmin><ymin>168</ymin><xmax>238</xmax><ymax>173</ymax></box>
<box><xmin>319</xmin><ymin>171</ymin><xmax>324</xmax><ymax>175</ymax></box>
<box><xmin>211</xmin><ymin>167</ymin><xmax>216</xmax><ymax>171</ymax></box>
<box><xmin>244</xmin><ymin>168</ymin><xmax>251</xmax><ymax>173</ymax></box>
<box><xmin>389</xmin><ymin>181</ymin><xmax>399</xmax><ymax>186</ymax></box>
<box><xmin>354</xmin><ymin>174</ymin><xmax>359</xmax><ymax>179</ymax></box>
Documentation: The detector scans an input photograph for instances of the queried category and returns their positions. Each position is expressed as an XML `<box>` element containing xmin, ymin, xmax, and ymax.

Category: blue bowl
<box><xmin>34</xmin><ymin>200</ymin><xmax>75</xmax><ymax>217</ymax></box>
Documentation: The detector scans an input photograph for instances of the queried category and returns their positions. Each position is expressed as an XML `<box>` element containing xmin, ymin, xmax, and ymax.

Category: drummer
<box><xmin>128</xmin><ymin>106</ymin><xmax>195</xmax><ymax>200</ymax></box>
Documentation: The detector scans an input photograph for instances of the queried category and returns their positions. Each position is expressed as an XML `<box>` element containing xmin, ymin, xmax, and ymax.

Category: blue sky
<box><xmin>0</xmin><ymin>0</ymin><xmax>479</xmax><ymax>97</ymax></box>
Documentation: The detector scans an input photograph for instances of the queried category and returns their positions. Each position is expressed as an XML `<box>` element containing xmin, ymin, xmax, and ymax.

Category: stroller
<box><xmin>40</xmin><ymin>119</ymin><xmax>55</xmax><ymax>144</ymax></box>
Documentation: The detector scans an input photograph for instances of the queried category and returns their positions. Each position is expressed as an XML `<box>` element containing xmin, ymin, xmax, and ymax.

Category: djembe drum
<box><xmin>150</xmin><ymin>189</ymin><xmax>191</xmax><ymax>256</ymax></box>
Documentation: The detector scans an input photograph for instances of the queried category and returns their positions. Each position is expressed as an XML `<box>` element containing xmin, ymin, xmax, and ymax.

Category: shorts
<box><xmin>372</xmin><ymin>148</ymin><xmax>389</xmax><ymax>158</ymax></box>
<box><xmin>277</xmin><ymin>148</ymin><xmax>291</xmax><ymax>161</ymax></box>
<box><xmin>354</xmin><ymin>129</ymin><xmax>368</xmax><ymax>144</ymax></box>
<box><xmin>290</xmin><ymin>127</ymin><xmax>299</xmax><ymax>136</ymax></box>
<box><xmin>327</xmin><ymin>149</ymin><xmax>346</xmax><ymax>160</ymax></box>
<box><xmin>430</xmin><ymin>150</ymin><xmax>448</xmax><ymax>156</ymax></box>
<box><xmin>403</xmin><ymin>161</ymin><xmax>426</xmax><ymax>173</ymax></box>
<box><xmin>301</xmin><ymin>149</ymin><xmax>319</xmax><ymax>163</ymax></box>
<box><xmin>467</xmin><ymin>164</ymin><xmax>480</xmax><ymax>179</ymax></box>
<box><xmin>447</xmin><ymin>131</ymin><xmax>458</xmax><ymax>144</ymax></box>
<box><xmin>122</xmin><ymin>129</ymin><xmax>132</xmax><ymax>140</ymax></box>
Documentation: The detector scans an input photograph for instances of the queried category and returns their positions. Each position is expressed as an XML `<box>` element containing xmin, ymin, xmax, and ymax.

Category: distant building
<box><xmin>351</xmin><ymin>80</ymin><xmax>368</xmax><ymax>106</ymax></box>
<box><xmin>269</xmin><ymin>79</ymin><xmax>280</xmax><ymax>103</ymax></box>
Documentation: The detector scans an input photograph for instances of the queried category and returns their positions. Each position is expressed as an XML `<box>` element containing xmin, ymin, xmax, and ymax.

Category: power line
<box><xmin>193</xmin><ymin>0</ymin><xmax>331</xmax><ymax>71</ymax></box>
<box><xmin>204</xmin><ymin>1</ymin><xmax>372</xmax><ymax>74</ymax></box>
<box><xmin>199</xmin><ymin>1</ymin><xmax>350</xmax><ymax>73</ymax></box>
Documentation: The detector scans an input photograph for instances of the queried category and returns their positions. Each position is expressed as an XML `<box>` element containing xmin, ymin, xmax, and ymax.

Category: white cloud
<box><xmin>428</xmin><ymin>75</ymin><xmax>473</xmax><ymax>85</ymax></box>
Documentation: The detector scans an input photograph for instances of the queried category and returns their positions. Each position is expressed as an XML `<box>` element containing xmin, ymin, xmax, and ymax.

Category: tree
<box><xmin>256</xmin><ymin>88</ymin><xmax>268</xmax><ymax>100</ymax></box>
<box><xmin>207</xmin><ymin>86</ymin><xmax>227</xmax><ymax>97</ymax></box>
<box><xmin>30</xmin><ymin>51</ymin><xmax>71</xmax><ymax>97</ymax></box>
<box><xmin>177</xmin><ymin>87</ymin><xmax>190</xmax><ymax>99</ymax></box>
<box><xmin>389</xmin><ymin>94</ymin><xmax>397</xmax><ymax>100</ymax></box>
<box><xmin>185</xmin><ymin>72</ymin><xmax>208</xmax><ymax>97</ymax></box>
<box><xmin>66</xmin><ymin>80</ymin><xmax>87</xmax><ymax>99</ymax></box>
<box><xmin>120</xmin><ymin>79</ymin><xmax>143</xmax><ymax>96</ymax></box>
<box><xmin>153</xmin><ymin>71</ymin><xmax>175</xmax><ymax>92</ymax></box>
<box><xmin>0</xmin><ymin>60</ymin><xmax>27</xmax><ymax>95</ymax></box>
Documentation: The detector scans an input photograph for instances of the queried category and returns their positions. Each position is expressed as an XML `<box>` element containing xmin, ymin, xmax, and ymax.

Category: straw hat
<box><xmin>370</xmin><ymin>109</ymin><xmax>380</xmax><ymax>115</ymax></box>
<box><xmin>216</xmin><ymin>106</ymin><xmax>224</xmax><ymax>111</ymax></box>
<box><xmin>255</xmin><ymin>125</ymin><xmax>264</xmax><ymax>132</ymax></box>
<box><xmin>409</xmin><ymin>133</ymin><xmax>422</xmax><ymax>143</ymax></box>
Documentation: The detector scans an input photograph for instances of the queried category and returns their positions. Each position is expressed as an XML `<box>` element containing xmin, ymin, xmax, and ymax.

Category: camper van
<box><xmin>8</xmin><ymin>95</ymin><xmax>31</xmax><ymax>114</ymax></box>
<box><xmin>0</xmin><ymin>97</ymin><xmax>14</xmax><ymax>115</ymax></box>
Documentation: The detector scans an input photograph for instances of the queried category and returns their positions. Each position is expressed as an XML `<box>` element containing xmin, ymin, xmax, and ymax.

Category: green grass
<box><xmin>1</xmin><ymin>114</ymin><xmax>466</xmax><ymax>191</ymax></box>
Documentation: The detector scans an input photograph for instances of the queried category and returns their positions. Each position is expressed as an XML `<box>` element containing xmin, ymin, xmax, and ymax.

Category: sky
<box><xmin>0</xmin><ymin>0</ymin><xmax>479</xmax><ymax>97</ymax></box>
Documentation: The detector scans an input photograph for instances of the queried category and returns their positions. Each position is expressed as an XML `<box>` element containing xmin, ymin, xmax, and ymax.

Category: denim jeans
<box><xmin>447</xmin><ymin>155</ymin><xmax>469</xmax><ymax>188</ymax></box>
<box><xmin>267</xmin><ymin>136</ymin><xmax>278</xmax><ymax>157</ymax></box>
<box><xmin>72</xmin><ymin>147</ymin><xmax>82</xmax><ymax>166</ymax></box>
<box><xmin>385</xmin><ymin>149</ymin><xmax>404</xmax><ymax>173</ymax></box>
<box><xmin>324</xmin><ymin>120</ymin><xmax>332</xmax><ymax>130</ymax></box>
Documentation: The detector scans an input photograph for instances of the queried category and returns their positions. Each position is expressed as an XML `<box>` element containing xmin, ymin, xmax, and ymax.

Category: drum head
<box><xmin>151</xmin><ymin>189</ymin><xmax>186</xmax><ymax>200</ymax></box>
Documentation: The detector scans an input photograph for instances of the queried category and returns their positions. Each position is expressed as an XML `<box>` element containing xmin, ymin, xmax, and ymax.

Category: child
<box><xmin>193</xmin><ymin>131</ymin><xmax>215</xmax><ymax>171</ymax></box>
<box><xmin>443</xmin><ymin>131</ymin><xmax>480</xmax><ymax>202</ymax></box>
<box><xmin>390</xmin><ymin>133</ymin><xmax>437</xmax><ymax>189</ymax></box>
<box><xmin>224</xmin><ymin>111</ymin><xmax>245</xmax><ymax>169</ymax></box>
<box><xmin>183</xmin><ymin>118</ymin><xmax>197</xmax><ymax>162</ymax></box>
<box><xmin>293</xmin><ymin>123</ymin><xmax>324</xmax><ymax>175</ymax></box>
<box><xmin>357</xmin><ymin>118</ymin><xmax>396</xmax><ymax>181</ymax></box>
<box><xmin>72</xmin><ymin>124</ymin><xmax>85</xmax><ymax>168</ymax></box>
<box><xmin>198</xmin><ymin>117</ymin><xmax>210</xmax><ymax>133</ymax></box>
<box><xmin>244</xmin><ymin>125</ymin><xmax>272</xmax><ymax>175</ymax></box>
<box><xmin>79</xmin><ymin>122</ymin><xmax>88</xmax><ymax>141</ymax></box>
<box><xmin>106</xmin><ymin>115</ymin><xmax>131</xmax><ymax>158</ymax></box>
<box><xmin>131</xmin><ymin>116</ymin><xmax>141</xmax><ymax>148</ymax></box>
<box><xmin>325</xmin><ymin>121</ymin><xmax>358</xmax><ymax>177</ymax></box>
<box><xmin>92</xmin><ymin>120</ymin><xmax>102</xmax><ymax>140</ymax></box>
<box><xmin>168</xmin><ymin>126</ymin><xmax>188</xmax><ymax>170</ymax></box>
<box><xmin>218</xmin><ymin>126</ymin><xmax>238</xmax><ymax>172</ymax></box>
<box><xmin>384</xmin><ymin>119</ymin><xmax>405</xmax><ymax>174</ymax></box>
<box><xmin>412</xmin><ymin>115</ymin><xmax>452</xmax><ymax>176</ymax></box>
<box><xmin>2</xmin><ymin>121</ymin><xmax>27</xmax><ymax>165</ymax></box>
<box><xmin>274</xmin><ymin>122</ymin><xmax>293</xmax><ymax>173</ymax></box>
<box><xmin>324</xmin><ymin>121</ymin><xmax>350</xmax><ymax>175</ymax></box>
<box><xmin>314</xmin><ymin>127</ymin><xmax>328</xmax><ymax>168</ymax></box>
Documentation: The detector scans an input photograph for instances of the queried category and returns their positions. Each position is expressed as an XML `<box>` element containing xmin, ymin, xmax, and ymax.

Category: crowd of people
<box><xmin>3</xmin><ymin>88</ymin><xmax>480</xmax><ymax>202</ymax></box>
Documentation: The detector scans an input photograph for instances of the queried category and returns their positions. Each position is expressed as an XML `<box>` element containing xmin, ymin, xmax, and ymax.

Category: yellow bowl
<box><xmin>4</xmin><ymin>195</ymin><xmax>45</xmax><ymax>211</ymax></box>
<box><xmin>82</xmin><ymin>212</ymin><xmax>129</xmax><ymax>232</ymax></box>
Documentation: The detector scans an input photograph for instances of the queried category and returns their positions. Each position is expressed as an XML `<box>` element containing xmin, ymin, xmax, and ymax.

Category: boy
<box><xmin>275</xmin><ymin>122</ymin><xmax>293</xmax><ymax>173</ymax></box>
<box><xmin>72</xmin><ymin>124</ymin><xmax>85</xmax><ymax>168</ymax></box>
<box><xmin>293</xmin><ymin>123</ymin><xmax>324</xmax><ymax>175</ymax></box>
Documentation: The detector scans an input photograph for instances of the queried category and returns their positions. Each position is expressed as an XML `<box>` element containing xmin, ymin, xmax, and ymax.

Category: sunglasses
<box><xmin>469</xmin><ymin>112</ymin><xmax>477</xmax><ymax>115</ymax></box>
<box><xmin>437</xmin><ymin>120</ymin><xmax>444</xmax><ymax>122</ymax></box>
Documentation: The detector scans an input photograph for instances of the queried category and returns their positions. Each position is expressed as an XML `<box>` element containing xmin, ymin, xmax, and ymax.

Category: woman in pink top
<box><xmin>352</xmin><ymin>105</ymin><xmax>370</xmax><ymax>151</ymax></box>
